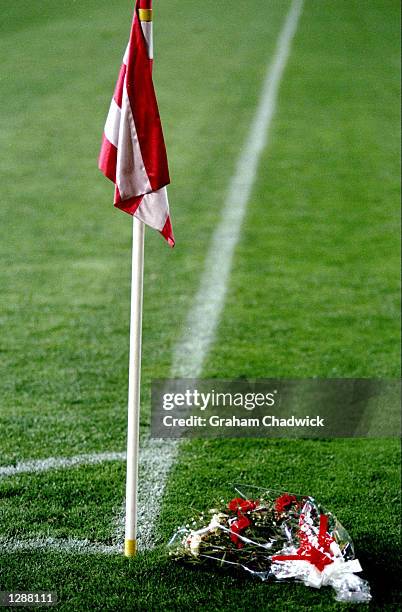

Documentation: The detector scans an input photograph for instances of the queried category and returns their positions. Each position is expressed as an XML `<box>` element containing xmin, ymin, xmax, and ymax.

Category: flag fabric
<box><xmin>99</xmin><ymin>0</ymin><xmax>174</xmax><ymax>246</ymax></box>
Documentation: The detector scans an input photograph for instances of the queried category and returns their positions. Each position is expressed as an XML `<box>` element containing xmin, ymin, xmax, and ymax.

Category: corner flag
<box><xmin>99</xmin><ymin>0</ymin><xmax>174</xmax><ymax>246</ymax></box>
<box><xmin>98</xmin><ymin>0</ymin><xmax>173</xmax><ymax>558</ymax></box>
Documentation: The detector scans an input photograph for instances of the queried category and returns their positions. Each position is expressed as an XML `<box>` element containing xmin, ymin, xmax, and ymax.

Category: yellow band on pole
<box><xmin>124</xmin><ymin>539</ymin><xmax>137</xmax><ymax>557</ymax></box>
<box><xmin>138</xmin><ymin>8</ymin><xmax>152</xmax><ymax>22</ymax></box>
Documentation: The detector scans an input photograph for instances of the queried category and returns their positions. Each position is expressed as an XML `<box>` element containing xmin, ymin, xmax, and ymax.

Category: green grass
<box><xmin>206</xmin><ymin>0</ymin><xmax>400</xmax><ymax>378</ymax></box>
<box><xmin>0</xmin><ymin>0</ymin><xmax>400</xmax><ymax>610</ymax></box>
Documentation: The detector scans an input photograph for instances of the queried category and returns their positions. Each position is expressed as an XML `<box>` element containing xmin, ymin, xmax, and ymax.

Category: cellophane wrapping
<box><xmin>168</xmin><ymin>485</ymin><xmax>371</xmax><ymax>603</ymax></box>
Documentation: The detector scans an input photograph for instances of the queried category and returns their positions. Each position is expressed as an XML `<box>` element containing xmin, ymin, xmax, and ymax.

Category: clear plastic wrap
<box><xmin>168</xmin><ymin>485</ymin><xmax>371</xmax><ymax>603</ymax></box>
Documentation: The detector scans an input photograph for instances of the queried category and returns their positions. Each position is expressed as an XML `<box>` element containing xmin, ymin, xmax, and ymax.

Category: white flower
<box><xmin>209</xmin><ymin>514</ymin><xmax>222</xmax><ymax>529</ymax></box>
<box><xmin>189</xmin><ymin>533</ymin><xmax>202</xmax><ymax>557</ymax></box>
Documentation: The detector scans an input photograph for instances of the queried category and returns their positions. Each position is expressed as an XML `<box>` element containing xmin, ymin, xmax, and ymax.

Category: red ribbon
<box><xmin>272</xmin><ymin>513</ymin><xmax>335</xmax><ymax>572</ymax></box>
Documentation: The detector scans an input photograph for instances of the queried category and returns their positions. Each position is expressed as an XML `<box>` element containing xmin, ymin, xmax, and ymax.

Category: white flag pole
<box><xmin>124</xmin><ymin>215</ymin><xmax>145</xmax><ymax>557</ymax></box>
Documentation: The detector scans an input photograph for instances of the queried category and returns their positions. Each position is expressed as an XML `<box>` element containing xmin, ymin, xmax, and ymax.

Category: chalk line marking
<box><xmin>113</xmin><ymin>439</ymin><xmax>179</xmax><ymax>549</ymax></box>
<box><xmin>171</xmin><ymin>0</ymin><xmax>304</xmax><ymax>377</ymax></box>
<box><xmin>0</xmin><ymin>0</ymin><xmax>303</xmax><ymax>554</ymax></box>
<box><xmin>0</xmin><ymin>451</ymin><xmax>125</xmax><ymax>478</ymax></box>
<box><xmin>0</xmin><ymin>442</ymin><xmax>178</xmax><ymax>554</ymax></box>
<box><xmin>0</xmin><ymin>537</ymin><xmax>120</xmax><ymax>555</ymax></box>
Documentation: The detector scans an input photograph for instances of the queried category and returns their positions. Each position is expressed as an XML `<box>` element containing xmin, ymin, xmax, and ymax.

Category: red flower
<box><xmin>229</xmin><ymin>513</ymin><xmax>251</xmax><ymax>548</ymax></box>
<box><xmin>227</xmin><ymin>498</ymin><xmax>258</xmax><ymax>548</ymax></box>
<box><xmin>228</xmin><ymin>498</ymin><xmax>258</xmax><ymax>513</ymax></box>
<box><xmin>275</xmin><ymin>494</ymin><xmax>298</xmax><ymax>513</ymax></box>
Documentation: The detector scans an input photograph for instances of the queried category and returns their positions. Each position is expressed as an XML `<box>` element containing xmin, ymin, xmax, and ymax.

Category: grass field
<box><xmin>0</xmin><ymin>0</ymin><xmax>400</xmax><ymax>610</ymax></box>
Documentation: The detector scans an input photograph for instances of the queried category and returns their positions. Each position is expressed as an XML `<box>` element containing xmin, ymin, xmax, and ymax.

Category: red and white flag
<box><xmin>99</xmin><ymin>0</ymin><xmax>174</xmax><ymax>246</ymax></box>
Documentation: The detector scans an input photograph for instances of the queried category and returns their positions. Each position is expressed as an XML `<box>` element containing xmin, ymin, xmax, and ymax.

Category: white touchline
<box><xmin>136</xmin><ymin>0</ymin><xmax>304</xmax><ymax>550</ymax></box>
<box><xmin>171</xmin><ymin>0</ymin><xmax>304</xmax><ymax>378</ymax></box>
<box><xmin>0</xmin><ymin>0</ymin><xmax>303</xmax><ymax>554</ymax></box>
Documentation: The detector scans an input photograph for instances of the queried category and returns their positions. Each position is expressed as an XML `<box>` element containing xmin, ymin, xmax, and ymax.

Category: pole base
<box><xmin>124</xmin><ymin>539</ymin><xmax>137</xmax><ymax>557</ymax></box>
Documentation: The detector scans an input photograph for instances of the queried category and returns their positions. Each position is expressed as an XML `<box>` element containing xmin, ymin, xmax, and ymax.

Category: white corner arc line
<box><xmin>137</xmin><ymin>0</ymin><xmax>304</xmax><ymax>549</ymax></box>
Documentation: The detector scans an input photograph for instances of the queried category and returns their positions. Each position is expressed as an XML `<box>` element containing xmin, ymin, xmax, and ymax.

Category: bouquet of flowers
<box><xmin>168</xmin><ymin>485</ymin><xmax>371</xmax><ymax>603</ymax></box>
